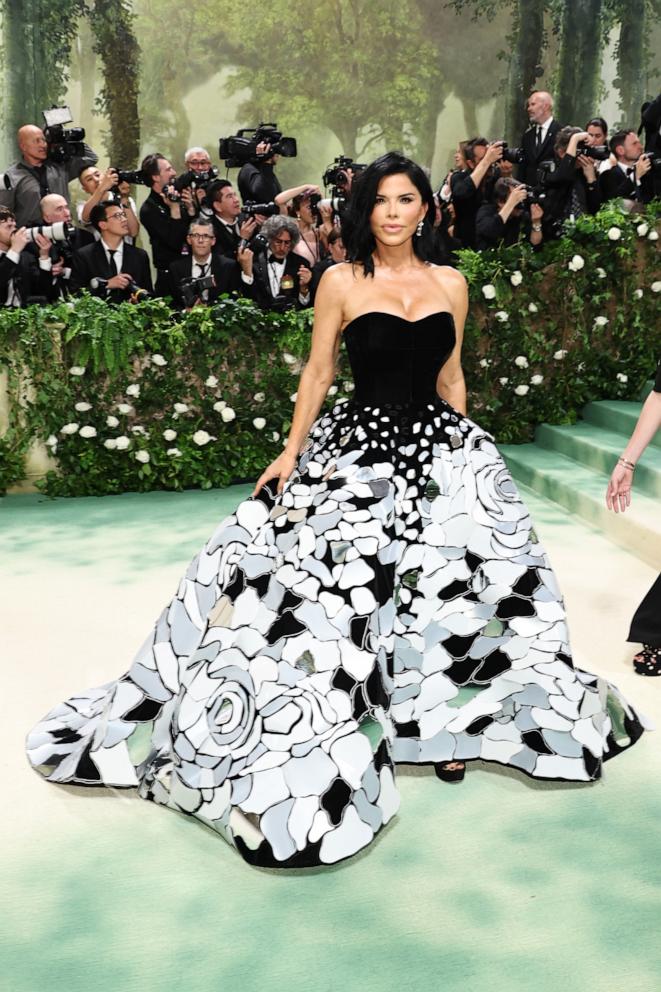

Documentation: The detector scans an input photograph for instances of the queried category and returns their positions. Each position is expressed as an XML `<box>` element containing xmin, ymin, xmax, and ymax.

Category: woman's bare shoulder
<box><xmin>428</xmin><ymin>263</ymin><xmax>467</xmax><ymax>292</ymax></box>
<box><xmin>322</xmin><ymin>260</ymin><xmax>362</xmax><ymax>286</ymax></box>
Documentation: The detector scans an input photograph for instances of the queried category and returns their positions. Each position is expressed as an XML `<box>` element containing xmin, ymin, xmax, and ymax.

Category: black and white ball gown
<box><xmin>27</xmin><ymin>311</ymin><xmax>646</xmax><ymax>868</ymax></box>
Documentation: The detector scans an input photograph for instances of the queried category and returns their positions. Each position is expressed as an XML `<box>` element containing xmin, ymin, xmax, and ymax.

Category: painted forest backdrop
<box><xmin>1</xmin><ymin>1</ymin><xmax>660</xmax><ymax>194</ymax></box>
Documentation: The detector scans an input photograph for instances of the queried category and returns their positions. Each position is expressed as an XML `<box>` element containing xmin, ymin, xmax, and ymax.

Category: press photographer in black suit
<box><xmin>204</xmin><ymin>180</ymin><xmax>259</xmax><ymax>260</ymax></box>
<box><xmin>309</xmin><ymin>228</ymin><xmax>346</xmax><ymax>305</ymax></box>
<box><xmin>237</xmin><ymin>132</ymin><xmax>283</xmax><ymax>204</ymax></box>
<box><xmin>251</xmin><ymin>216</ymin><xmax>312</xmax><ymax>311</ymax></box>
<box><xmin>168</xmin><ymin>219</ymin><xmax>254</xmax><ymax>309</ymax></box>
<box><xmin>30</xmin><ymin>193</ymin><xmax>94</xmax><ymax>300</ymax></box>
<box><xmin>518</xmin><ymin>91</ymin><xmax>561</xmax><ymax>187</ymax></box>
<box><xmin>0</xmin><ymin>207</ymin><xmax>53</xmax><ymax>306</ymax></box>
<box><xmin>450</xmin><ymin>138</ymin><xmax>504</xmax><ymax>249</ymax></box>
<box><xmin>599</xmin><ymin>129</ymin><xmax>654</xmax><ymax>205</ymax></box>
<box><xmin>139</xmin><ymin>153</ymin><xmax>190</xmax><ymax>296</ymax></box>
<box><xmin>476</xmin><ymin>179</ymin><xmax>544</xmax><ymax>251</ymax></box>
<box><xmin>71</xmin><ymin>201</ymin><xmax>153</xmax><ymax>303</ymax></box>
<box><xmin>541</xmin><ymin>127</ymin><xmax>602</xmax><ymax>238</ymax></box>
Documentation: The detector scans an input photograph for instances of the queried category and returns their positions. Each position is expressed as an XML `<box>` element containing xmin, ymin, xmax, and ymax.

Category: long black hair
<box><xmin>342</xmin><ymin>151</ymin><xmax>437</xmax><ymax>277</ymax></box>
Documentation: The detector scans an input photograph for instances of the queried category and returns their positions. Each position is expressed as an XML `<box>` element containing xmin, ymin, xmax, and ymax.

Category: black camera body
<box><xmin>242</xmin><ymin>200</ymin><xmax>280</xmax><ymax>218</ymax></box>
<box><xmin>322</xmin><ymin>155</ymin><xmax>366</xmax><ymax>199</ymax></box>
<box><xmin>523</xmin><ymin>185</ymin><xmax>547</xmax><ymax>206</ymax></box>
<box><xmin>180</xmin><ymin>273</ymin><xmax>215</xmax><ymax>307</ymax></box>
<box><xmin>643</xmin><ymin>152</ymin><xmax>661</xmax><ymax>170</ymax></box>
<box><xmin>500</xmin><ymin>142</ymin><xmax>524</xmax><ymax>165</ymax></box>
<box><xmin>219</xmin><ymin>124</ymin><xmax>297</xmax><ymax>168</ymax></box>
<box><xmin>576</xmin><ymin>142</ymin><xmax>609</xmax><ymax>161</ymax></box>
<box><xmin>42</xmin><ymin>106</ymin><xmax>86</xmax><ymax>163</ymax></box>
<box><xmin>173</xmin><ymin>167</ymin><xmax>219</xmax><ymax>191</ymax></box>
<box><xmin>115</xmin><ymin>168</ymin><xmax>150</xmax><ymax>187</ymax></box>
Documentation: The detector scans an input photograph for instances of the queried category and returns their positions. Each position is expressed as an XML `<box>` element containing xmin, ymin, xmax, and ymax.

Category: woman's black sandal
<box><xmin>434</xmin><ymin>761</ymin><xmax>466</xmax><ymax>783</ymax></box>
<box><xmin>633</xmin><ymin>645</ymin><xmax>661</xmax><ymax>677</ymax></box>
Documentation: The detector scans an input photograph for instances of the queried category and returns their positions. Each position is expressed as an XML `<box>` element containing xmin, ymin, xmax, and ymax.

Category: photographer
<box><xmin>71</xmin><ymin>201</ymin><xmax>152</xmax><ymax>303</ymax></box>
<box><xmin>476</xmin><ymin>178</ymin><xmax>543</xmax><ymax>251</ymax></box>
<box><xmin>168</xmin><ymin>219</ymin><xmax>253</xmax><ymax>310</ymax></box>
<box><xmin>139</xmin><ymin>153</ymin><xmax>190</xmax><ymax>296</ymax></box>
<box><xmin>251</xmin><ymin>216</ymin><xmax>312</xmax><ymax>311</ymax></box>
<box><xmin>0</xmin><ymin>207</ymin><xmax>53</xmax><ymax>306</ymax></box>
<box><xmin>184</xmin><ymin>148</ymin><xmax>215</xmax><ymax>213</ymax></box>
<box><xmin>599</xmin><ymin>129</ymin><xmax>654</xmax><ymax>205</ymax></box>
<box><xmin>27</xmin><ymin>194</ymin><xmax>94</xmax><ymax>300</ymax></box>
<box><xmin>585</xmin><ymin>117</ymin><xmax>614</xmax><ymax>175</ymax></box>
<box><xmin>518</xmin><ymin>91</ymin><xmax>561</xmax><ymax>187</ymax></box>
<box><xmin>450</xmin><ymin>138</ymin><xmax>504</xmax><ymax>249</ymax></box>
<box><xmin>1</xmin><ymin>123</ymin><xmax>98</xmax><ymax>228</ymax></box>
<box><xmin>640</xmin><ymin>92</ymin><xmax>661</xmax><ymax>199</ymax></box>
<box><xmin>78</xmin><ymin>166</ymin><xmax>140</xmax><ymax>242</ymax></box>
<box><xmin>237</xmin><ymin>132</ymin><xmax>283</xmax><ymax>203</ymax></box>
<box><xmin>541</xmin><ymin>127</ymin><xmax>602</xmax><ymax>237</ymax></box>
<box><xmin>309</xmin><ymin>228</ymin><xmax>346</xmax><ymax>305</ymax></box>
<box><xmin>289</xmin><ymin>193</ymin><xmax>326</xmax><ymax>266</ymax></box>
<box><xmin>204</xmin><ymin>180</ymin><xmax>259</xmax><ymax>260</ymax></box>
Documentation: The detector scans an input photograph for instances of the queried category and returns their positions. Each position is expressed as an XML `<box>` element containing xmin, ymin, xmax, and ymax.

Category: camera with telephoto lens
<box><xmin>114</xmin><ymin>168</ymin><xmax>151</xmax><ymax>187</ymax></box>
<box><xmin>24</xmin><ymin>221</ymin><xmax>75</xmax><ymax>244</ymax></box>
<box><xmin>42</xmin><ymin>106</ymin><xmax>86</xmax><ymax>163</ymax></box>
<box><xmin>179</xmin><ymin>273</ymin><xmax>216</xmax><ymax>308</ymax></box>
<box><xmin>575</xmin><ymin>141</ymin><xmax>609</xmax><ymax>161</ymax></box>
<box><xmin>242</xmin><ymin>200</ymin><xmax>280</xmax><ymax>218</ymax></box>
<box><xmin>218</xmin><ymin>124</ymin><xmax>297</xmax><ymax>168</ymax></box>
<box><xmin>499</xmin><ymin>141</ymin><xmax>525</xmax><ymax>165</ymax></box>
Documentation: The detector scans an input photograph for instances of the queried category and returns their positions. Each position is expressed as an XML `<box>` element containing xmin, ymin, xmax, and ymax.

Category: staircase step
<box><xmin>583</xmin><ymin>399</ymin><xmax>661</xmax><ymax>450</ymax></box>
<box><xmin>536</xmin><ymin>422</ymin><xmax>661</xmax><ymax>499</ymax></box>
<box><xmin>501</xmin><ymin>443</ymin><xmax>661</xmax><ymax>569</ymax></box>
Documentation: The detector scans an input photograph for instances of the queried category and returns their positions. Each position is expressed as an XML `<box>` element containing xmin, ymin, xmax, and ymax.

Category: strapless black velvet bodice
<box><xmin>343</xmin><ymin>311</ymin><xmax>456</xmax><ymax>406</ymax></box>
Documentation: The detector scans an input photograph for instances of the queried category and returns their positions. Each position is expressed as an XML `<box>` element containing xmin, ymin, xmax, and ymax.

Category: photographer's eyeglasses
<box><xmin>188</xmin><ymin>159</ymin><xmax>211</xmax><ymax>167</ymax></box>
<box><xmin>107</xmin><ymin>211</ymin><xmax>126</xmax><ymax>220</ymax></box>
<box><xmin>189</xmin><ymin>233</ymin><xmax>214</xmax><ymax>240</ymax></box>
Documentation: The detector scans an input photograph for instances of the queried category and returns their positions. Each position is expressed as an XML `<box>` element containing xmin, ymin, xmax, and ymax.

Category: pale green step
<box><xmin>582</xmin><ymin>399</ymin><xmax>661</xmax><ymax>450</ymax></box>
<box><xmin>501</xmin><ymin>442</ymin><xmax>661</xmax><ymax>569</ymax></box>
<box><xmin>536</xmin><ymin>422</ymin><xmax>661</xmax><ymax>499</ymax></box>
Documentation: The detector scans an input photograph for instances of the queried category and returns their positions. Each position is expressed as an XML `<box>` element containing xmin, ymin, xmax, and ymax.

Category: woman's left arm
<box><xmin>435</xmin><ymin>268</ymin><xmax>468</xmax><ymax>416</ymax></box>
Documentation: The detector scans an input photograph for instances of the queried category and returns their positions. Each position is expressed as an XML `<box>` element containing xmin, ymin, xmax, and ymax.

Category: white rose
<box><xmin>131</xmin><ymin>426</ymin><xmax>148</xmax><ymax>436</ymax></box>
<box><xmin>616</xmin><ymin>373</ymin><xmax>628</xmax><ymax>383</ymax></box>
<box><xmin>568</xmin><ymin>254</ymin><xmax>585</xmax><ymax>271</ymax></box>
<box><xmin>636</xmin><ymin>223</ymin><xmax>649</xmax><ymax>237</ymax></box>
<box><xmin>68</xmin><ymin>366</ymin><xmax>86</xmax><ymax>376</ymax></box>
<box><xmin>593</xmin><ymin>316</ymin><xmax>608</xmax><ymax>327</ymax></box>
<box><xmin>481</xmin><ymin>284</ymin><xmax>496</xmax><ymax>300</ymax></box>
<box><xmin>479</xmin><ymin>358</ymin><xmax>490</xmax><ymax>368</ymax></box>
<box><xmin>530</xmin><ymin>374</ymin><xmax>544</xmax><ymax>386</ymax></box>
<box><xmin>272</xmin><ymin>432</ymin><xmax>280</xmax><ymax>442</ymax></box>
<box><xmin>528</xmin><ymin>302</ymin><xmax>538</xmax><ymax>313</ymax></box>
<box><xmin>167</xmin><ymin>447</ymin><xmax>182</xmax><ymax>457</ymax></box>
<box><xmin>253</xmin><ymin>392</ymin><xmax>265</xmax><ymax>402</ymax></box>
<box><xmin>607</xmin><ymin>226</ymin><xmax>621</xmax><ymax>241</ymax></box>
<box><xmin>327</xmin><ymin>385</ymin><xmax>338</xmax><ymax>395</ymax></box>
<box><xmin>114</xmin><ymin>435</ymin><xmax>131</xmax><ymax>450</ymax></box>
<box><xmin>104</xmin><ymin>438</ymin><xmax>117</xmax><ymax>450</ymax></box>
<box><xmin>495</xmin><ymin>311</ymin><xmax>509</xmax><ymax>322</ymax></box>
<box><xmin>151</xmin><ymin>353</ymin><xmax>168</xmax><ymax>366</ymax></box>
<box><xmin>60</xmin><ymin>422</ymin><xmax>79</xmax><ymax>435</ymax></box>
<box><xmin>253</xmin><ymin>418</ymin><xmax>266</xmax><ymax>430</ymax></box>
<box><xmin>282</xmin><ymin>352</ymin><xmax>296</xmax><ymax>365</ymax></box>
<box><xmin>634</xmin><ymin>288</ymin><xmax>644</xmax><ymax>299</ymax></box>
<box><xmin>135</xmin><ymin>450</ymin><xmax>150</xmax><ymax>463</ymax></box>
<box><xmin>74</xmin><ymin>401</ymin><xmax>92</xmax><ymax>412</ymax></box>
<box><xmin>554</xmin><ymin>349</ymin><xmax>568</xmax><ymax>360</ymax></box>
<box><xmin>213</xmin><ymin>400</ymin><xmax>227</xmax><ymax>412</ymax></box>
<box><xmin>106</xmin><ymin>415</ymin><xmax>119</xmax><ymax>428</ymax></box>
<box><xmin>221</xmin><ymin>407</ymin><xmax>236</xmax><ymax>423</ymax></box>
<box><xmin>510</xmin><ymin>270</ymin><xmax>523</xmax><ymax>286</ymax></box>
<box><xmin>79</xmin><ymin>425</ymin><xmax>97</xmax><ymax>438</ymax></box>
<box><xmin>193</xmin><ymin>430</ymin><xmax>212</xmax><ymax>446</ymax></box>
<box><xmin>648</xmin><ymin>230</ymin><xmax>659</xmax><ymax>242</ymax></box>
<box><xmin>45</xmin><ymin>434</ymin><xmax>58</xmax><ymax>448</ymax></box>
<box><xmin>596</xmin><ymin>267</ymin><xmax>607</xmax><ymax>279</ymax></box>
<box><xmin>514</xmin><ymin>385</ymin><xmax>529</xmax><ymax>396</ymax></box>
<box><xmin>344</xmin><ymin>381</ymin><xmax>355</xmax><ymax>392</ymax></box>
<box><xmin>290</xmin><ymin>392</ymin><xmax>298</xmax><ymax>402</ymax></box>
<box><xmin>126</xmin><ymin>383</ymin><xmax>141</xmax><ymax>398</ymax></box>
<box><xmin>205</xmin><ymin>375</ymin><xmax>219</xmax><ymax>387</ymax></box>
<box><xmin>174</xmin><ymin>402</ymin><xmax>189</xmax><ymax>414</ymax></box>
<box><xmin>499</xmin><ymin>377</ymin><xmax>509</xmax><ymax>385</ymax></box>
<box><xmin>117</xmin><ymin>403</ymin><xmax>133</xmax><ymax>415</ymax></box>
<box><xmin>651</xmin><ymin>281</ymin><xmax>661</xmax><ymax>293</ymax></box>
<box><xmin>514</xmin><ymin>356</ymin><xmax>529</xmax><ymax>368</ymax></box>
<box><xmin>163</xmin><ymin>428</ymin><xmax>177</xmax><ymax>441</ymax></box>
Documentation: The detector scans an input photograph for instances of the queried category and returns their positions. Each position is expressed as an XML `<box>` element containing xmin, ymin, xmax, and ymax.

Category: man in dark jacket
<box><xmin>476</xmin><ymin>179</ymin><xmax>544</xmax><ymax>251</ymax></box>
<box><xmin>71</xmin><ymin>201</ymin><xmax>153</xmax><ymax>302</ymax></box>
<box><xmin>599</xmin><ymin>129</ymin><xmax>654</xmax><ymax>205</ymax></box>
<box><xmin>541</xmin><ymin>128</ymin><xmax>601</xmax><ymax>239</ymax></box>
<box><xmin>309</xmin><ymin>229</ymin><xmax>345</xmax><ymax>305</ymax></box>
<box><xmin>450</xmin><ymin>138</ymin><xmax>504</xmax><ymax>249</ymax></box>
<box><xmin>251</xmin><ymin>216</ymin><xmax>312</xmax><ymax>311</ymax></box>
<box><xmin>517</xmin><ymin>91</ymin><xmax>561</xmax><ymax>187</ymax></box>
<box><xmin>168</xmin><ymin>219</ymin><xmax>254</xmax><ymax>309</ymax></box>
<box><xmin>0</xmin><ymin>207</ymin><xmax>53</xmax><ymax>305</ymax></box>
<box><xmin>139</xmin><ymin>152</ymin><xmax>190</xmax><ymax>297</ymax></box>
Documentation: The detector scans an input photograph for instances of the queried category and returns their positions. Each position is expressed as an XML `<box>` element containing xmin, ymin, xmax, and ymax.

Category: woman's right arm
<box><xmin>252</xmin><ymin>264</ymin><xmax>347</xmax><ymax>495</ymax></box>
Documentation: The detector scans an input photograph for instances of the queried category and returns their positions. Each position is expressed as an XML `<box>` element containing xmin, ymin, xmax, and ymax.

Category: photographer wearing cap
<box><xmin>168</xmin><ymin>219</ymin><xmax>254</xmax><ymax>310</ymax></box>
<box><xmin>518</xmin><ymin>91</ymin><xmax>561</xmax><ymax>187</ymax></box>
<box><xmin>251</xmin><ymin>215</ymin><xmax>312</xmax><ymax>312</ymax></box>
<box><xmin>476</xmin><ymin>179</ymin><xmax>543</xmax><ymax>251</ymax></box>
<box><xmin>139</xmin><ymin>153</ymin><xmax>190</xmax><ymax>296</ymax></box>
<box><xmin>450</xmin><ymin>137</ymin><xmax>504</xmax><ymax>249</ymax></box>
<box><xmin>71</xmin><ymin>201</ymin><xmax>152</xmax><ymax>303</ymax></box>
<box><xmin>0</xmin><ymin>123</ymin><xmax>98</xmax><ymax>228</ymax></box>
<box><xmin>540</xmin><ymin>127</ymin><xmax>602</xmax><ymax>238</ymax></box>
<box><xmin>78</xmin><ymin>166</ymin><xmax>140</xmax><ymax>243</ymax></box>
<box><xmin>0</xmin><ymin>207</ymin><xmax>53</xmax><ymax>306</ymax></box>
<box><xmin>599</xmin><ymin>129</ymin><xmax>654</xmax><ymax>205</ymax></box>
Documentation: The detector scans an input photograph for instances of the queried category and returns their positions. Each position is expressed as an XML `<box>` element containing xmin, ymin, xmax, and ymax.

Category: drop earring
<box><xmin>415</xmin><ymin>219</ymin><xmax>424</xmax><ymax>237</ymax></box>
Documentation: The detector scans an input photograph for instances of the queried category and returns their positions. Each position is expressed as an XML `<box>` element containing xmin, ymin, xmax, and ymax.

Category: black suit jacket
<box><xmin>70</xmin><ymin>241</ymin><xmax>153</xmax><ymax>302</ymax></box>
<box><xmin>518</xmin><ymin>119</ymin><xmax>562</xmax><ymax>186</ymax></box>
<box><xmin>139</xmin><ymin>190</ymin><xmax>189</xmax><ymax>271</ymax></box>
<box><xmin>252</xmin><ymin>251</ymin><xmax>311</xmax><ymax>311</ymax></box>
<box><xmin>0</xmin><ymin>249</ymin><xmax>52</xmax><ymax>305</ymax></box>
<box><xmin>209</xmin><ymin>215</ymin><xmax>241</xmax><ymax>260</ymax></box>
<box><xmin>168</xmin><ymin>253</ymin><xmax>247</xmax><ymax>309</ymax></box>
<box><xmin>309</xmin><ymin>256</ymin><xmax>336</xmax><ymax>305</ymax></box>
<box><xmin>25</xmin><ymin>227</ymin><xmax>96</xmax><ymax>301</ymax></box>
<box><xmin>449</xmin><ymin>169</ymin><xmax>484</xmax><ymax>249</ymax></box>
<box><xmin>599</xmin><ymin>163</ymin><xmax>653</xmax><ymax>205</ymax></box>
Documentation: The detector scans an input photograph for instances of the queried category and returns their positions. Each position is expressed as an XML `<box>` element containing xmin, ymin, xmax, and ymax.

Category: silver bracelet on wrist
<box><xmin>618</xmin><ymin>456</ymin><xmax>636</xmax><ymax>471</ymax></box>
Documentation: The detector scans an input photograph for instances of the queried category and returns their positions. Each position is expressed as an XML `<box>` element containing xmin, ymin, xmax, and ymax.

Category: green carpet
<box><xmin>2</xmin><ymin>485</ymin><xmax>660</xmax><ymax>992</ymax></box>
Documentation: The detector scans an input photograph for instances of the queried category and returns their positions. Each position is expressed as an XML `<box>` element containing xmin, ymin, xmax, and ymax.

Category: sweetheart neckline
<box><xmin>342</xmin><ymin>310</ymin><xmax>455</xmax><ymax>334</ymax></box>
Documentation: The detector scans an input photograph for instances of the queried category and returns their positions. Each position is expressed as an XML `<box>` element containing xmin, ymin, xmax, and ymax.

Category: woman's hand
<box><xmin>252</xmin><ymin>450</ymin><xmax>298</xmax><ymax>497</ymax></box>
<box><xmin>606</xmin><ymin>463</ymin><xmax>633</xmax><ymax>513</ymax></box>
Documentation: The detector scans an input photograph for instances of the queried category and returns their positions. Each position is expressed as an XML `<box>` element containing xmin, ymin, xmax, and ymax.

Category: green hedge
<box><xmin>0</xmin><ymin>200</ymin><xmax>659</xmax><ymax>498</ymax></box>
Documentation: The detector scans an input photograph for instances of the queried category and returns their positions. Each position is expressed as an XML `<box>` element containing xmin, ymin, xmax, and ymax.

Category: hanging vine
<box><xmin>88</xmin><ymin>0</ymin><xmax>141</xmax><ymax>166</ymax></box>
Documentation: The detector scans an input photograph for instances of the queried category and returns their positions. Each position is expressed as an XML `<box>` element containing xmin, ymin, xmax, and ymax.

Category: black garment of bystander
<box><xmin>237</xmin><ymin>162</ymin><xmax>282</xmax><ymax>204</ymax></box>
<box><xmin>449</xmin><ymin>170</ymin><xmax>486</xmax><ymax>249</ymax></box>
<box><xmin>70</xmin><ymin>241</ymin><xmax>153</xmax><ymax>303</ymax></box>
<box><xmin>0</xmin><ymin>249</ymin><xmax>52</xmax><ymax>305</ymax></box>
<box><xmin>139</xmin><ymin>190</ymin><xmax>189</xmax><ymax>296</ymax></box>
<box><xmin>476</xmin><ymin>202</ymin><xmax>532</xmax><ymax>251</ymax></box>
<box><xmin>541</xmin><ymin>154</ymin><xmax>601</xmax><ymax>238</ymax></box>
<box><xmin>168</xmin><ymin>253</ymin><xmax>247</xmax><ymax>309</ymax></box>
<box><xmin>0</xmin><ymin>144</ymin><xmax>98</xmax><ymax>227</ymax></box>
